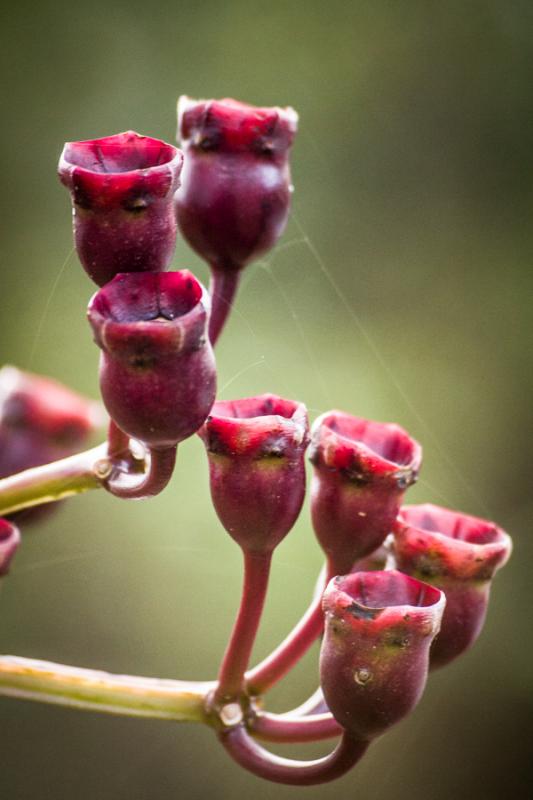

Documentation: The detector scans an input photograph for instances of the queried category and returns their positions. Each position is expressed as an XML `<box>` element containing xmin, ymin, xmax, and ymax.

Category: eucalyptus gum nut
<box><xmin>309</xmin><ymin>411</ymin><xmax>422</xmax><ymax>573</ymax></box>
<box><xmin>88</xmin><ymin>271</ymin><xmax>216</xmax><ymax>449</ymax></box>
<box><xmin>176</xmin><ymin>97</ymin><xmax>298</xmax><ymax>271</ymax></box>
<box><xmin>320</xmin><ymin>570</ymin><xmax>445</xmax><ymax>741</ymax></box>
<box><xmin>198</xmin><ymin>394</ymin><xmax>308</xmax><ymax>553</ymax></box>
<box><xmin>0</xmin><ymin>519</ymin><xmax>20</xmax><ymax>575</ymax></box>
<box><xmin>393</xmin><ymin>504</ymin><xmax>512</xmax><ymax>668</ymax></box>
<box><xmin>59</xmin><ymin>131</ymin><xmax>183</xmax><ymax>286</ymax></box>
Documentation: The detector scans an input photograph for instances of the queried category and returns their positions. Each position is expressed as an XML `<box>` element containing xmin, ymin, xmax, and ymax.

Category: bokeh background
<box><xmin>1</xmin><ymin>1</ymin><xmax>532</xmax><ymax>798</ymax></box>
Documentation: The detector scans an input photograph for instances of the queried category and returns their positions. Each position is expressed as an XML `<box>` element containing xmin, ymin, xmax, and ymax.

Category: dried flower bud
<box><xmin>59</xmin><ymin>131</ymin><xmax>183</xmax><ymax>286</ymax></box>
<box><xmin>0</xmin><ymin>519</ymin><xmax>21</xmax><ymax>576</ymax></box>
<box><xmin>320</xmin><ymin>570</ymin><xmax>445</xmax><ymax>741</ymax></box>
<box><xmin>393</xmin><ymin>504</ymin><xmax>512</xmax><ymax>668</ymax></box>
<box><xmin>176</xmin><ymin>97</ymin><xmax>298</xmax><ymax>271</ymax></box>
<box><xmin>309</xmin><ymin>411</ymin><xmax>422</xmax><ymax>573</ymax></box>
<box><xmin>198</xmin><ymin>394</ymin><xmax>308</xmax><ymax>553</ymax></box>
<box><xmin>87</xmin><ymin>271</ymin><xmax>216</xmax><ymax>449</ymax></box>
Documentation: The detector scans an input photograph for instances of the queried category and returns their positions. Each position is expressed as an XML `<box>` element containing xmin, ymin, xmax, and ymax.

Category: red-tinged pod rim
<box><xmin>199</xmin><ymin>394</ymin><xmax>308</xmax><ymax>458</ymax></box>
<box><xmin>87</xmin><ymin>271</ymin><xmax>210</xmax><ymax>357</ymax></box>
<box><xmin>0</xmin><ymin>518</ymin><xmax>21</xmax><ymax>575</ymax></box>
<box><xmin>309</xmin><ymin>410</ymin><xmax>422</xmax><ymax>488</ymax></box>
<box><xmin>178</xmin><ymin>96</ymin><xmax>298</xmax><ymax>154</ymax></box>
<box><xmin>395</xmin><ymin>504</ymin><xmax>512</xmax><ymax>581</ymax></box>
<box><xmin>323</xmin><ymin>570</ymin><xmax>445</xmax><ymax>639</ymax></box>
<box><xmin>59</xmin><ymin>131</ymin><xmax>183</xmax><ymax>207</ymax></box>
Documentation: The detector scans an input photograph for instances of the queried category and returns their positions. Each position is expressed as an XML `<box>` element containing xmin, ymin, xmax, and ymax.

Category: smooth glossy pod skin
<box><xmin>320</xmin><ymin>570</ymin><xmax>445</xmax><ymax>741</ymax></box>
<box><xmin>176</xmin><ymin>97</ymin><xmax>298</xmax><ymax>271</ymax></box>
<box><xmin>198</xmin><ymin>394</ymin><xmax>308</xmax><ymax>553</ymax></box>
<box><xmin>393</xmin><ymin>504</ymin><xmax>512</xmax><ymax>668</ymax></box>
<box><xmin>88</xmin><ymin>271</ymin><xmax>216</xmax><ymax>450</ymax></box>
<box><xmin>59</xmin><ymin>131</ymin><xmax>183</xmax><ymax>286</ymax></box>
<box><xmin>0</xmin><ymin>519</ymin><xmax>20</xmax><ymax>575</ymax></box>
<box><xmin>309</xmin><ymin>412</ymin><xmax>422</xmax><ymax>573</ymax></box>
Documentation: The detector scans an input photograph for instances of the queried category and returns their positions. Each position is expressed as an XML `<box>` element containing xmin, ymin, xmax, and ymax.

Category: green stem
<box><xmin>0</xmin><ymin>445</ymin><xmax>110</xmax><ymax>516</ymax></box>
<box><xmin>0</xmin><ymin>656</ymin><xmax>210</xmax><ymax>723</ymax></box>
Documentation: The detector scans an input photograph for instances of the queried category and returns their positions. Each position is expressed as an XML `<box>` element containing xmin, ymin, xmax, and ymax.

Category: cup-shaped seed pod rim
<box><xmin>394</xmin><ymin>504</ymin><xmax>512</xmax><ymax>582</ymax></box>
<box><xmin>198</xmin><ymin>394</ymin><xmax>308</xmax><ymax>458</ymax></box>
<box><xmin>178</xmin><ymin>96</ymin><xmax>299</xmax><ymax>157</ymax></box>
<box><xmin>0</xmin><ymin>518</ymin><xmax>21</xmax><ymax>575</ymax></box>
<box><xmin>323</xmin><ymin>569</ymin><xmax>446</xmax><ymax>640</ymax></box>
<box><xmin>309</xmin><ymin>410</ymin><xmax>422</xmax><ymax>489</ymax></box>
<box><xmin>58</xmin><ymin>131</ymin><xmax>184</xmax><ymax>208</ymax></box>
<box><xmin>87</xmin><ymin>271</ymin><xmax>211</xmax><ymax>360</ymax></box>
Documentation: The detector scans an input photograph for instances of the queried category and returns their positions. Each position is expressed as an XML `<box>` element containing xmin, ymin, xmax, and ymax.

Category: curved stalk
<box><xmin>104</xmin><ymin>445</ymin><xmax>177</xmax><ymax>500</ymax></box>
<box><xmin>219</xmin><ymin>724</ymin><xmax>369</xmax><ymax>785</ymax></box>
<box><xmin>0</xmin><ymin>656</ymin><xmax>210</xmax><ymax>723</ymax></box>
<box><xmin>252</xmin><ymin>710</ymin><xmax>341</xmax><ymax>743</ymax></box>
<box><xmin>0</xmin><ymin>434</ymin><xmax>176</xmax><ymax>514</ymax></box>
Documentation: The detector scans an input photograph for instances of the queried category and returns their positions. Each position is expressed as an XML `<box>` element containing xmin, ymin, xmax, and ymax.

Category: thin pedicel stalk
<box><xmin>107</xmin><ymin>419</ymin><xmax>130</xmax><ymax>456</ymax></box>
<box><xmin>208</xmin><ymin>267</ymin><xmax>240</xmax><ymax>345</ymax></box>
<box><xmin>252</xmin><ymin>710</ymin><xmax>341</xmax><ymax>743</ymax></box>
<box><xmin>214</xmin><ymin>550</ymin><xmax>272</xmax><ymax>705</ymax></box>
<box><xmin>245</xmin><ymin>560</ymin><xmax>335</xmax><ymax>695</ymax></box>
<box><xmin>219</xmin><ymin>725</ymin><xmax>368</xmax><ymax>786</ymax></box>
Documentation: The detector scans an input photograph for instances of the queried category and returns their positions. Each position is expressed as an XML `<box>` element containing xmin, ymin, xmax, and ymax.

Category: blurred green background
<box><xmin>1</xmin><ymin>1</ymin><xmax>532</xmax><ymax>798</ymax></box>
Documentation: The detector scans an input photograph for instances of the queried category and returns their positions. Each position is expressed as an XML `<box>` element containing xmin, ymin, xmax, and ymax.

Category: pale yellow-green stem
<box><xmin>0</xmin><ymin>656</ymin><xmax>211</xmax><ymax>723</ymax></box>
<box><xmin>0</xmin><ymin>445</ymin><xmax>111</xmax><ymax>516</ymax></box>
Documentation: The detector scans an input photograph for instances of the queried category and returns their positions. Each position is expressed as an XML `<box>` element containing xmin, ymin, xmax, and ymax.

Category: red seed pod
<box><xmin>87</xmin><ymin>271</ymin><xmax>216</xmax><ymax>450</ymax></box>
<box><xmin>198</xmin><ymin>394</ymin><xmax>308</xmax><ymax>553</ymax></box>
<box><xmin>59</xmin><ymin>131</ymin><xmax>183</xmax><ymax>286</ymax></box>
<box><xmin>393</xmin><ymin>504</ymin><xmax>512</xmax><ymax>668</ymax></box>
<box><xmin>0</xmin><ymin>366</ymin><xmax>101</xmax><ymax>524</ymax></box>
<box><xmin>176</xmin><ymin>97</ymin><xmax>298</xmax><ymax>343</ymax></box>
<box><xmin>320</xmin><ymin>570</ymin><xmax>445</xmax><ymax>741</ymax></box>
<box><xmin>0</xmin><ymin>519</ymin><xmax>21</xmax><ymax>576</ymax></box>
<box><xmin>176</xmin><ymin>97</ymin><xmax>298</xmax><ymax>271</ymax></box>
<box><xmin>0</xmin><ymin>366</ymin><xmax>100</xmax><ymax>478</ymax></box>
<box><xmin>309</xmin><ymin>411</ymin><xmax>422</xmax><ymax>573</ymax></box>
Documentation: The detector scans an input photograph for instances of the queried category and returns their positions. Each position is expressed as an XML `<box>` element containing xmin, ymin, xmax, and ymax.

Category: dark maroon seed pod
<box><xmin>198</xmin><ymin>394</ymin><xmax>308</xmax><ymax>554</ymax></box>
<box><xmin>0</xmin><ymin>519</ymin><xmax>21</xmax><ymax>576</ymax></box>
<box><xmin>176</xmin><ymin>97</ymin><xmax>298</xmax><ymax>272</ymax></box>
<box><xmin>87</xmin><ymin>271</ymin><xmax>216</xmax><ymax>449</ymax></box>
<box><xmin>59</xmin><ymin>131</ymin><xmax>183</xmax><ymax>286</ymax></box>
<box><xmin>309</xmin><ymin>411</ymin><xmax>422</xmax><ymax>574</ymax></box>
<box><xmin>320</xmin><ymin>570</ymin><xmax>445</xmax><ymax>741</ymax></box>
<box><xmin>392</xmin><ymin>504</ymin><xmax>512</xmax><ymax>668</ymax></box>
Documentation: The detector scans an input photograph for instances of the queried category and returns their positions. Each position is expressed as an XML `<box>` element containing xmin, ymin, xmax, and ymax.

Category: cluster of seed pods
<box><xmin>0</xmin><ymin>98</ymin><xmax>512</xmax><ymax>786</ymax></box>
